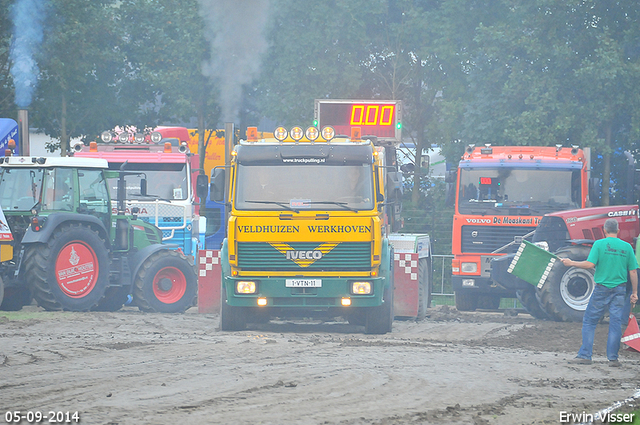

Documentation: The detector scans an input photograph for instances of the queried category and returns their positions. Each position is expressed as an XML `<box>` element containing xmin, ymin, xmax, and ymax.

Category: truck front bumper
<box><xmin>451</xmin><ymin>275</ymin><xmax>516</xmax><ymax>297</ymax></box>
<box><xmin>223</xmin><ymin>276</ymin><xmax>386</xmax><ymax>309</ymax></box>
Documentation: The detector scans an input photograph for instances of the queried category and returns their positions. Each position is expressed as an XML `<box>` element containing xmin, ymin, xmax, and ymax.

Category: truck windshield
<box><xmin>235</xmin><ymin>164</ymin><xmax>374</xmax><ymax>211</ymax></box>
<box><xmin>107</xmin><ymin>163</ymin><xmax>189</xmax><ymax>201</ymax></box>
<box><xmin>0</xmin><ymin>168</ymin><xmax>44</xmax><ymax>211</ymax></box>
<box><xmin>458</xmin><ymin>168</ymin><xmax>581</xmax><ymax>215</ymax></box>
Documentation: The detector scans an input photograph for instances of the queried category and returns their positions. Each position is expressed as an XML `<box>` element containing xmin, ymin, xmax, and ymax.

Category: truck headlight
<box><xmin>461</xmin><ymin>262</ymin><xmax>478</xmax><ymax>273</ymax></box>
<box><xmin>236</xmin><ymin>281</ymin><xmax>257</xmax><ymax>294</ymax></box>
<box><xmin>351</xmin><ymin>281</ymin><xmax>372</xmax><ymax>295</ymax></box>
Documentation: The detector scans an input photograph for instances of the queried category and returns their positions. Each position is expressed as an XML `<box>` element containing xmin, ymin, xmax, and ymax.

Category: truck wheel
<box><xmin>0</xmin><ymin>276</ymin><xmax>4</xmax><ymax>308</ymax></box>
<box><xmin>133</xmin><ymin>250</ymin><xmax>197</xmax><ymax>313</ymax></box>
<box><xmin>92</xmin><ymin>286</ymin><xmax>130</xmax><ymax>312</ymax></box>
<box><xmin>416</xmin><ymin>258</ymin><xmax>432</xmax><ymax>320</ymax></box>
<box><xmin>365</xmin><ymin>257</ymin><xmax>394</xmax><ymax>334</ymax></box>
<box><xmin>516</xmin><ymin>286</ymin><xmax>549</xmax><ymax>320</ymax></box>
<box><xmin>454</xmin><ymin>289</ymin><xmax>478</xmax><ymax>311</ymax></box>
<box><xmin>0</xmin><ymin>286</ymin><xmax>32</xmax><ymax>311</ymax></box>
<box><xmin>220</xmin><ymin>285</ymin><xmax>246</xmax><ymax>331</ymax></box>
<box><xmin>537</xmin><ymin>247</ymin><xmax>594</xmax><ymax>322</ymax></box>
<box><xmin>25</xmin><ymin>224</ymin><xmax>110</xmax><ymax>311</ymax></box>
<box><xmin>477</xmin><ymin>295</ymin><xmax>501</xmax><ymax>310</ymax></box>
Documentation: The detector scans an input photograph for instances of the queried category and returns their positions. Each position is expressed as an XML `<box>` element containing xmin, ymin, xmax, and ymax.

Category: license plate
<box><xmin>285</xmin><ymin>279</ymin><xmax>322</xmax><ymax>288</ymax></box>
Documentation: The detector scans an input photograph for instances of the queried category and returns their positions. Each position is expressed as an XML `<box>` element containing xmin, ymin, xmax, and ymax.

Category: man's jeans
<box><xmin>577</xmin><ymin>283</ymin><xmax>626</xmax><ymax>361</ymax></box>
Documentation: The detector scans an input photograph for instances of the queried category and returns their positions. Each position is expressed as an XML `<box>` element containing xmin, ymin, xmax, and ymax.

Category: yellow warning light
<box><xmin>290</xmin><ymin>126</ymin><xmax>304</xmax><ymax>141</ymax></box>
<box><xmin>257</xmin><ymin>297</ymin><xmax>268</xmax><ymax>307</ymax></box>
<box><xmin>321</xmin><ymin>126</ymin><xmax>335</xmax><ymax>141</ymax></box>
<box><xmin>90</xmin><ymin>141</ymin><xmax>98</xmax><ymax>152</ymax></box>
<box><xmin>305</xmin><ymin>126</ymin><xmax>319</xmax><ymax>141</ymax></box>
<box><xmin>274</xmin><ymin>126</ymin><xmax>288</xmax><ymax>141</ymax></box>
<box><xmin>341</xmin><ymin>298</ymin><xmax>352</xmax><ymax>307</ymax></box>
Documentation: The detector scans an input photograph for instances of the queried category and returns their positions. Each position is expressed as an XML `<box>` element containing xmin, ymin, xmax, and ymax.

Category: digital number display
<box><xmin>480</xmin><ymin>177</ymin><xmax>492</xmax><ymax>185</ymax></box>
<box><xmin>315</xmin><ymin>100</ymin><xmax>401</xmax><ymax>141</ymax></box>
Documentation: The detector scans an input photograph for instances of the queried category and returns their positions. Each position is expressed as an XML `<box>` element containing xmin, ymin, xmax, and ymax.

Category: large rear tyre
<box><xmin>537</xmin><ymin>247</ymin><xmax>594</xmax><ymax>322</ymax></box>
<box><xmin>25</xmin><ymin>224</ymin><xmax>110</xmax><ymax>311</ymax></box>
<box><xmin>416</xmin><ymin>258</ymin><xmax>432</xmax><ymax>320</ymax></box>
<box><xmin>516</xmin><ymin>286</ymin><xmax>549</xmax><ymax>320</ymax></box>
<box><xmin>133</xmin><ymin>250</ymin><xmax>197</xmax><ymax>313</ymax></box>
<box><xmin>0</xmin><ymin>286</ymin><xmax>32</xmax><ymax>311</ymax></box>
<box><xmin>220</xmin><ymin>285</ymin><xmax>246</xmax><ymax>331</ymax></box>
<box><xmin>454</xmin><ymin>289</ymin><xmax>478</xmax><ymax>311</ymax></box>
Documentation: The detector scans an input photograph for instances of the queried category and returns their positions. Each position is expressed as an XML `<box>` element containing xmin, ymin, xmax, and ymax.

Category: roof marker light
<box><xmin>290</xmin><ymin>126</ymin><xmax>304</xmax><ymax>141</ymax></box>
<box><xmin>305</xmin><ymin>126</ymin><xmax>319</xmax><ymax>141</ymax></box>
<box><xmin>90</xmin><ymin>141</ymin><xmax>98</xmax><ymax>152</ymax></box>
<box><xmin>150</xmin><ymin>131</ymin><xmax>163</xmax><ymax>144</ymax></box>
<box><xmin>321</xmin><ymin>126</ymin><xmax>335</xmax><ymax>141</ymax></box>
<box><xmin>164</xmin><ymin>142</ymin><xmax>172</xmax><ymax>153</ymax></box>
<box><xmin>274</xmin><ymin>126</ymin><xmax>288</xmax><ymax>141</ymax></box>
<box><xmin>100</xmin><ymin>131</ymin><xmax>113</xmax><ymax>143</ymax></box>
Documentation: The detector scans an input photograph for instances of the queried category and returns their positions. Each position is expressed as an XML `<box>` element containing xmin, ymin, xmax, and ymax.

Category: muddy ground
<box><xmin>1</xmin><ymin>305</ymin><xmax>639</xmax><ymax>425</ymax></box>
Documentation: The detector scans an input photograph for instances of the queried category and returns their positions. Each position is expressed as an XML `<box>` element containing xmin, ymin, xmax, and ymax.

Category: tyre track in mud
<box><xmin>0</xmin><ymin>306</ymin><xmax>638</xmax><ymax>424</ymax></box>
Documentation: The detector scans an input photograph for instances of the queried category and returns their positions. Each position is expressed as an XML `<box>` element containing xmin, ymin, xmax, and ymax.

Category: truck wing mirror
<box><xmin>196</xmin><ymin>174</ymin><xmax>209</xmax><ymax>200</ymax></box>
<box><xmin>140</xmin><ymin>178</ymin><xmax>147</xmax><ymax>196</ymax></box>
<box><xmin>211</xmin><ymin>168</ymin><xmax>226</xmax><ymax>203</ymax></box>
<box><xmin>445</xmin><ymin>182</ymin><xmax>455</xmax><ymax>207</ymax></box>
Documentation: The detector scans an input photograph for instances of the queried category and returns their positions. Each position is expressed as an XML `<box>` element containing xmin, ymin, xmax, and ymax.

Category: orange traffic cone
<box><xmin>622</xmin><ymin>313</ymin><xmax>640</xmax><ymax>352</ymax></box>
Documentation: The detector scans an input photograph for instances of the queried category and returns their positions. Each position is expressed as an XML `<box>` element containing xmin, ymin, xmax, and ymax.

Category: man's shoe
<box><xmin>568</xmin><ymin>357</ymin><xmax>592</xmax><ymax>365</ymax></box>
<box><xmin>609</xmin><ymin>359</ymin><xmax>621</xmax><ymax>367</ymax></box>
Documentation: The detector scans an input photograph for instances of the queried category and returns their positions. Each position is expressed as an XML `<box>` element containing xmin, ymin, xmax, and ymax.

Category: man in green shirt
<box><xmin>561</xmin><ymin>218</ymin><xmax>638</xmax><ymax>366</ymax></box>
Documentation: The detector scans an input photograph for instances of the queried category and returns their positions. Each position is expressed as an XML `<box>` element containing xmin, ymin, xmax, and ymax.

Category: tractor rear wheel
<box><xmin>133</xmin><ymin>249</ymin><xmax>197</xmax><ymax>313</ymax></box>
<box><xmin>516</xmin><ymin>286</ymin><xmax>549</xmax><ymax>320</ymax></box>
<box><xmin>25</xmin><ymin>224</ymin><xmax>110</xmax><ymax>311</ymax></box>
<box><xmin>537</xmin><ymin>246</ymin><xmax>594</xmax><ymax>322</ymax></box>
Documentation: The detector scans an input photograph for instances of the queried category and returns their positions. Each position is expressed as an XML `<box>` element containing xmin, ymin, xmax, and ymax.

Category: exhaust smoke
<box><xmin>9</xmin><ymin>0</ymin><xmax>48</xmax><ymax>109</ymax></box>
<box><xmin>197</xmin><ymin>0</ymin><xmax>271</xmax><ymax>124</ymax></box>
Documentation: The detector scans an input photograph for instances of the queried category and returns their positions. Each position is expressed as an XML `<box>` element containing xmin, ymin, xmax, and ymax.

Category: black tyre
<box><xmin>454</xmin><ymin>289</ymin><xmax>478</xmax><ymax>311</ymax></box>
<box><xmin>0</xmin><ymin>276</ymin><xmax>4</xmax><ymax>308</ymax></box>
<box><xmin>477</xmin><ymin>294</ymin><xmax>501</xmax><ymax>310</ymax></box>
<box><xmin>537</xmin><ymin>247</ymin><xmax>594</xmax><ymax>322</ymax></box>
<box><xmin>365</xmin><ymin>257</ymin><xmax>394</xmax><ymax>334</ymax></box>
<box><xmin>365</xmin><ymin>284</ymin><xmax>394</xmax><ymax>334</ymax></box>
<box><xmin>416</xmin><ymin>258</ymin><xmax>432</xmax><ymax>320</ymax></box>
<box><xmin>346</xmin><ymin>310</ymin><xmax>366</xmax><ymax>326</ymax></box>
<box><xmin>516</xmin><ymin>286</ymin><xmax>549</xmax><ymax>320</ymax></box>
<box><xmin>133</xmin><ymin>249</ymin><xmax>197</xmax><ymax>313</ymax></box>
<box><xmin>220</xmin><ymin>284</ymin><xmax>246</xmax><ymax>331</ymax></box>
<box><xmin>0</xmin><ymin>286</ymin><xmax>32</xmax><ymax>311</ymax></box>
<box><xmin>92</xmin><ymin>286</ymin><xmax>130</xmax><ymax>312</ymax></box>
<box><xmin>25</xmin><ymin>224</ymin><xmax>110</xmax><ymax>311</ymax></box>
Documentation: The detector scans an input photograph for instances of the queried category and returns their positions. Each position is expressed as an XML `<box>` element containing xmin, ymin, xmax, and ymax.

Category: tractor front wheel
<box><xmin>133</xmin><ymin>249</ymin><xmax>197</xmax><ymax>313</ymax></box>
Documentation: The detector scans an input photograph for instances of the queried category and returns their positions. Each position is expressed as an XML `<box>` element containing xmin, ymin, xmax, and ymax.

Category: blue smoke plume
<box><xmin>9</xmin><ymin>0</ymin><xmax>48</xmax><ymax>108</ymax></box>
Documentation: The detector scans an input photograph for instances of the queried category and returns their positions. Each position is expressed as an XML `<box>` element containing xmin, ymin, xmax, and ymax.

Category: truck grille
<box><xmin>461</xmin><ymin>225</ymin><xmax>537</xmax><ymax>253</ymax></box>
<box><xmin>237</xmin><ymin>242</ymin><xmax>371</xmax><ymax>271</ymax></box>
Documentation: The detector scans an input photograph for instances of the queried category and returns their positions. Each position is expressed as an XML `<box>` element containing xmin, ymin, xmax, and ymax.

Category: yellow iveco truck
<box><xmin>210</xmin><ymin>125</ymin><xmax>394</xmax><ymax>334</ymax></box>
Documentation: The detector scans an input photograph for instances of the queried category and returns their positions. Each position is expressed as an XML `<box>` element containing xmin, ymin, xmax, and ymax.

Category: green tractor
<box><xmin>0</xmin><ymin>156</ymin><xmax>198</xmax><ymax>312</ymax></box>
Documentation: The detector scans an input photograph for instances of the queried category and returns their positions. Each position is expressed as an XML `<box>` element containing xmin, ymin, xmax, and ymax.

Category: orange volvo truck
<box><xmin>449</xmin><ymin>144</ymin><xmax>589</xmax><ymax>311</ymax></box>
